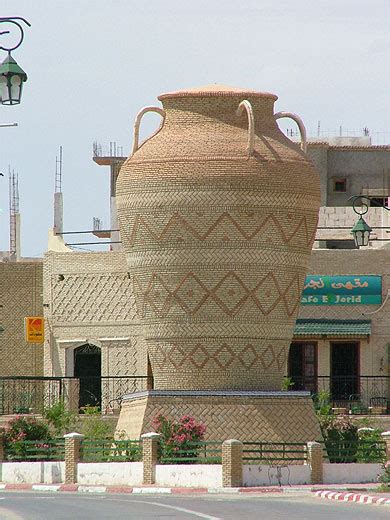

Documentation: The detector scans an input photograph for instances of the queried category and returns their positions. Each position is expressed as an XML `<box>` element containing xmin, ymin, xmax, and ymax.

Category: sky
<box><xmin>0</xmin><ymin>0</ymin><xmax>389</xmax><ymax>257</ymax></box>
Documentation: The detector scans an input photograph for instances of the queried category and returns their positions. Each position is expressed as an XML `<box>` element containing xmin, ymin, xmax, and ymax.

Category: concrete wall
<box><xmin>243</xmin><ymin>464</ymin><xmax>310</xmax><ymax>486</ymax></box>
<box><xmin>306</xmin><ymin>145</ymin><xmax>328</xmax><ymax>206</ymax></box>
<box><xmin>327</xmin><ymin>148</ymin><xmax>390</xmax><ymax>206</ymax></box>
<box><xmin>0</xmin><ymin>461</ymin><xmax>383</xmax><ymax>486</ymax></box>
<box><xmin>316</xmin><ymin>206</ymin><xmax>390</xmax><ymax>246</ymax></box>
<box><xmin>1</xmin><ymin>462</ymin><xmax>64</xmax><ymax>483</ymax></box>
<box><xmin>0</xmin><ymin>261</ymin><xmax>44</xmax><ymax>376</ymax></box>
<box><xmin>77</xmin><ymin>462</ymin><xmax>142</xmax><ymax>486</ymax></box>
<box><xmin>155</xmin><ymin>464</ymin><xmax>222</xmax><ymax>488</ymax></box>
<box><xmin>306</xmin><ymin>144</ymin><xmax>390</xmax><ymax>207</ymax></box>
<box><xmin>323</xmin><ymin>463</ymin><xmax>382</xmax><ymax>484</ymax></box>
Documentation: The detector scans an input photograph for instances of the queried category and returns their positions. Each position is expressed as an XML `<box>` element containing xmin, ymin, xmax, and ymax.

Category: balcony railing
<box><xmin>289</xmin><ymin>375</ymin><xmax>390</xmax><ymax>413</ymax></box>
<box><xmin>0</xmin><ymin>376</ymin><xmax>152</xmax><ymax>415</ymax></box>
<box><xmin>0</xmin><ymin>375</ymin><xmax>388</xmax><ymax>415</ymax></box>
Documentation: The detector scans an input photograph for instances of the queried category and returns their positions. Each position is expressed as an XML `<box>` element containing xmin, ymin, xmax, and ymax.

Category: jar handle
<box><xmin>274</xmin><ymin>112</ymin><xmax>307</xmax><ymax>153</ymax></box>
<box><xmin>131</xmin><ymin>106</ymin><xmax>166</xmax><ymax>155</ymax></box>
<box><xmin>236</xmin><ymin>100</ymin><xmax>255</xmax><ymax>156</ymax></box>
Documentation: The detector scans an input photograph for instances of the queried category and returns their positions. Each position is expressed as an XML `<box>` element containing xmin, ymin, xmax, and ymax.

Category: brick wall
<box><xmin>43</xmin><ymin>251</ymin><xmax>145</xmax><ymax>377</ymax></box>
<box><xmin>0</xmin><ymin>262</ymin><xmax>43</xmax><ymax>375</ymax></box>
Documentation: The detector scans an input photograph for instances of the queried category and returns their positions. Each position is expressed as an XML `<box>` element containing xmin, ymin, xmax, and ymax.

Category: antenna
<box><xmin>9</xmin><ymin>167</ymin><xmax>20</xmax><ymax>259</ymax></box>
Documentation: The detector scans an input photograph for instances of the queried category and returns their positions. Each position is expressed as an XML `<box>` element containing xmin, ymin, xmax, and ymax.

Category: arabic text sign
<box><xmin>301</xmin><ymin>275</ymin><xmax>382</xmax><ymax>305</ymax></box>
<box><xmin>24</xmin><ymin>316</ymin><xmax>44</xmax><ymax>343</ymax></box>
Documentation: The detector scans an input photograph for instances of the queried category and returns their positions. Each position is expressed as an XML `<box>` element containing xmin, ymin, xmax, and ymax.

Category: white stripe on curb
<box><xmin>132</xmin><ymin>487</ymin><xmax>172</xmax><ymax>494</ymax></box>
<box><xmin>32</xmin><ymin>485</ymin><xmax>61</xmax><ymax>492</ymax></box>
<box><xmin>78</xmin><ymin>486</ymin><xmax>107</xmax><ymax>493</ymax></box>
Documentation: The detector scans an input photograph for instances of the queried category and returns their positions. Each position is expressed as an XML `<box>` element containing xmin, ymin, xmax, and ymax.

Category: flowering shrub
<box><xmin>0</xmin><ymin>416</ymin><xmax>52</xmax><ymax>460</ymax></box>
<box><xmin>152</xmin><ymin>414</ymin><xmax>206</xmax><ymax>462</ymax></box>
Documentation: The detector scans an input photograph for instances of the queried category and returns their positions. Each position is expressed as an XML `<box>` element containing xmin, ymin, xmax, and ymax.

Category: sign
<box><xmin>24</xmin><ymin>316</ymin><xmax>44</xmax><ymax>343</ymax></box>
<box><xmin>301</xmin><ymin>275</ymin><xmax>382</xmax><ymax>305</ymax></box>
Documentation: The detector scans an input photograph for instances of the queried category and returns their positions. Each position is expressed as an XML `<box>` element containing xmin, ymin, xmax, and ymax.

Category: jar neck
<box><xmin>161</xmin><ymin>96</ymin><xmax>278</xmax><ymax>131</ymax></box>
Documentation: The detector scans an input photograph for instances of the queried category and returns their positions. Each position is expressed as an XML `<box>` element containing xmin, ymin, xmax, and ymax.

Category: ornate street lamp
<box><xmin>0</xmin><ymin>17</ymin><xmax>30</xmax><ymax>105</ymax></box>
<box><xmin>349</xmin><ymin>195</ymin><xmax>375</xmax><ymax>248</ymax></box>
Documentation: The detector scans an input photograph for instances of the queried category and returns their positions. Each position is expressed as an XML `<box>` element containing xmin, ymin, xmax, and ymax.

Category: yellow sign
<box><xmin>25</xmin><ymin>317</ymin><xmax>44</xmax><ymax>343</ymax></box>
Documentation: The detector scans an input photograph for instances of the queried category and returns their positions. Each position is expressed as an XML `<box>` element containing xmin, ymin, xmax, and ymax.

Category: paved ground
<box><xmin>0</xmin><ymin>492</ymin><xmax>388</xmax><ymax>520</ymax></box>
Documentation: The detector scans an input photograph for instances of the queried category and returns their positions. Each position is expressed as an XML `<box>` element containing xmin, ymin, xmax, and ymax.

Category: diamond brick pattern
<box><xmin>133</xmin><ymin>270</ymin><xmax>302</xmax><ymax>319</ymax></box>
<box><xmin>52</xmin><ymin>274</ymin><xmax>138</xmax><ymax>323</ymax></box>
<box><xmin>125</xmin><ymin>211</ymin><xmax>317</xmax><ymax>249</ymax></box>
<box><xmin>149</xmin><ymin>341</ymin><xmax>287</xmax><ymax>373</ymax></box>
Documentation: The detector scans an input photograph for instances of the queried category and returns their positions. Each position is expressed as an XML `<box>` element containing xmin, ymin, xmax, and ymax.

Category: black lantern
<box><xmin>0</xmin><ymin>54</ymin><xmax>27</xmax><ymax>105</ymax></box>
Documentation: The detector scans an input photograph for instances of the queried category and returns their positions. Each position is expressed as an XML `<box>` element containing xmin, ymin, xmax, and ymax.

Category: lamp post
<box><xmin>349</xmin><ymin>195</ymin><xmax>377</xmax><ymax>248</ymax></box>
<box><xmin>0</xmin><ymin>17</ymin><xmax>30</xmax><ymax>105</ymax></box>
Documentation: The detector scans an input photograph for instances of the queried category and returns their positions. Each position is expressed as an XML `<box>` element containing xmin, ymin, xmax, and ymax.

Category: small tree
<box><xmin>44</xmin><ymin>400</ymin><xmax>77</xmax><ymax>435</ymax></box>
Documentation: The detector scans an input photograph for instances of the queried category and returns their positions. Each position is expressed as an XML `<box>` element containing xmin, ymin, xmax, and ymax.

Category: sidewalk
<box><xmin>0</xmin><ymin>482</ymin><xmax>389</xmax><ymax>506</ymax></box>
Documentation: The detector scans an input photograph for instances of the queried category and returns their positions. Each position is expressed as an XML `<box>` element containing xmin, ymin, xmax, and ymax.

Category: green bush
<box><xmin>81</xmin><ymin>416</ymin><xmax>114</xmax><ymax>439</ymax></box>
<box><xmin>44</xmin><ymin>400</ymin><xmax>77</xmax><ymax>435</ymax></box>
<box><xmin>356</xmin><ymin>427</ymin><xmax>385</xmax><ymax>463</ymax></box>
<box><xmin>313</xmin><ymin>390</ymin><xmax>332</xmax><ymax>416</ymax></box>
<box><xmin>319</xmin><ymin>415</ymin><xmax>358</xmax><ymax>462</ymax></box>
<box><xmin>378</xmin><ymin>461</ymin><xmax>390</xmax><ymax>490</ymax></box>
<box><xmin>80</xmin><ymin>405</ymin><xmax>101</xmax><ymax>415</ymax></box>
<box><xmin>281</xmin><ymin>377</ymin><xmax>294</xmax><ymax>391</ymax></box>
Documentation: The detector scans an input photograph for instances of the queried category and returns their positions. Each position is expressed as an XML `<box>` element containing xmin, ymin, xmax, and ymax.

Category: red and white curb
<box><xmin>315</xmin><ymin>490</ymin><xmax>390</xmax><ymax>506</ymax></box>
<box><xmin>0</xmin><ymin>484</ymin><xmax>284</xmax><ymax>494</ymax></box>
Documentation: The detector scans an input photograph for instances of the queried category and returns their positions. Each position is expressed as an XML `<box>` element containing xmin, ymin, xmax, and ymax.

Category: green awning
<box><xmin>294</xmin><ymin>319</ymin><xmax>371</xmax><ymax>338</ymax></box>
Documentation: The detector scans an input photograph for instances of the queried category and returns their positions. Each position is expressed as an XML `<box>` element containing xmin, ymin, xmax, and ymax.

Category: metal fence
<box><xmin>1</xmin><ymin>437</ymin><xmax>387</xmax><ymax>464</ymax></box>
<box><xmin>81</xmin><ymin>439</ymin><xmax>142</xmax><ymax>462</ymax></box>
<box><xmin>159</xmin><ymin>441</ymin><xmax>222</xmax><ymax>464</ymax></box>
<box><xmin>4</xmin><ymin>438</ymin><xmax>65</xmax><ymax>461</ymax></box>
<box><xmin>321</xmin><ymin>439</ymin><xmax>386</xmax><ymax>463</ymax></box>
<box><xmin>242</xmin><ymin>442</ymin><xmax>307</xmax><ymax>463</ymax></box>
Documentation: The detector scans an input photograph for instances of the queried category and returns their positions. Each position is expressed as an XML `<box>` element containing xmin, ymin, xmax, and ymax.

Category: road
<box><xmin>0</xmin><ymin>492</ymin><xmax>388</xmax><ymax>519</ymax></box>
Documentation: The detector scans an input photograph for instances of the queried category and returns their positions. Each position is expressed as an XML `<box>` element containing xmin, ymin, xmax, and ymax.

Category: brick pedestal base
<box><xmin>115</xmin><ymin>390</ymin><xmax>322</xmax><ymax>442</ymax></box>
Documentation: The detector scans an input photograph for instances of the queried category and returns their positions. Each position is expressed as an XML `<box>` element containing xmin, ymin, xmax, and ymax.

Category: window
<box><xmin>333</xmin><ymin>178</ymin><xmax>347</xmax><ymax>192</ymax></box>
<box><xmin>369</xmin><ymin>197</ymin><xmax>388</xmax><ymax>208</ymax></box>
<box><xmin>288</xmin><ymin>342</ymin><xmax>317</xmax><ymax>392</ymax></box>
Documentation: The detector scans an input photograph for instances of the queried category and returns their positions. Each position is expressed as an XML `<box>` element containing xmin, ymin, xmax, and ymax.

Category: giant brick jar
<box><xmin>116</xmin><ymin>85</ymin><xmax>320</xmax><ymax>391</ymax></box>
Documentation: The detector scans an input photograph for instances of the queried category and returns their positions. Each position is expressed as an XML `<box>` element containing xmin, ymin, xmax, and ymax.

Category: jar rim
<box><xmin>158</xmin><ymin>84</ymin><xmax>278</xmax><ymax>101</ymax></box>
